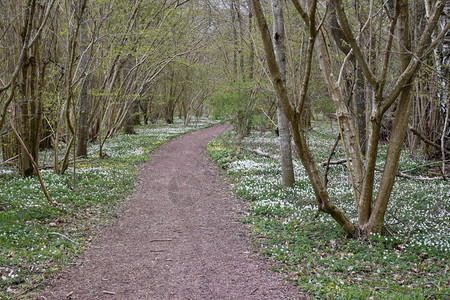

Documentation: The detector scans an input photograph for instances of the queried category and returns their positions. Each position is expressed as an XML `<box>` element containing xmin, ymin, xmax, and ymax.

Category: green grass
<box><xmin>0</xmin><ymin>117</ymin><xmax>219</xmax><ymax>299</ymax></box>
<box><xmin>207</xmin><ymin>123</ymin><xmax>449</xmax><ymax>300</ymax></box>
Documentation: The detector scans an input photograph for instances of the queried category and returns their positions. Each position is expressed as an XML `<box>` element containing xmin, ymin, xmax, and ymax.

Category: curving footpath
<box><xmin>41</xmin><ymin>124</ymin><xmax>304</xmax><ymax>299</ymax></box>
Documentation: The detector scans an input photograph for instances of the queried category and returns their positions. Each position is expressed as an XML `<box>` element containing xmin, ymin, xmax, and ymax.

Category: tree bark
<box><xmin>248</xmin><ymin>0</ymin><xmax>255</xmax><ymax>80</ymax></box>
<box><xmin>231</xmin><ymin>0</ymin><xmax>238</xmax><ymax>76</ymax></box>
<box><xmin>16</xmin><ymin>0</ymin><xmax>39</xmax><ymax>177</ymax></box>
<box><xmin>314</xmin><ymin>25</ymin><xmax>365</xmax><ymax>205</ymax></box>
<box><xmin>368</xmin><ymin>0</ymin><xmax>414</xmax><ymax>232</ymax></box>
<box><xmin>76</xmin><ymin>0</ymin><xmax>90</xmax><ymax>157</ymax></box>
<box><xmin>271</xmin><ymin>0</ymin><xmax>295</xmax><ymax>188</ymax></box>
<box><xmin>328</xmin><ymin>1</ymin><xmax>366</xmax><ymax>153</ymax></box>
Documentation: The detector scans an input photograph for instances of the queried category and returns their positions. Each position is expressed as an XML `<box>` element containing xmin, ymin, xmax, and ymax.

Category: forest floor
<box><xmin>40</xmin><ymin>124</ymin><xmax>304</xmax><ymax>299</ymax></box>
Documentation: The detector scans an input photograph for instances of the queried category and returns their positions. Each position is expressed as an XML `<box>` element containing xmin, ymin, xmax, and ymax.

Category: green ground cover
<box><xmin>0</xmin><ymin>118</ymin><xmax>218</xmax><ymax>299</ymax></box>
<box><xmin>208</xmin><ymin>122</ymin><xmax>449</xmax><ymax>300</ymax></box>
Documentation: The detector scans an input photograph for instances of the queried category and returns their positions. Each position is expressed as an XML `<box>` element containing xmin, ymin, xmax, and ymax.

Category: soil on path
<box><xmin>41</xmin><ymin>124</ymin><xmax>304</xmax><ymax>299</ymax></box>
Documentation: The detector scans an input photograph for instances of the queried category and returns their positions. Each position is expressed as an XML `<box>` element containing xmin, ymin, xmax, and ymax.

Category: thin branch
<box><xmin>441</xmin><ymin>95</ymin><xmax>450</xmax><ymax>180</ymax></box>
<box><xmin>378</xmin><ymin>5</ymin><xmax>400</xmax><ymax>96</ymax></box>
<box><xmin>48</xmin><ymin>232</ymin><xmax>77</xmax><ymax>244</ymax></box>
<box><xmin>333</xmin><ymin>0</ymin><xmax>377</xmax><ymax>85</ymax></box>
<box><xmin>9</xmin><ymin>109</ymin><xmax>57</xmax><ymax>206</ymax></box>
<box><xmin>408</xmin><ymin>124</ymin><xmax>450</xmax><ymax>156</ymax></box>
<box><xmin>337</xmin><ymin>49</ymin><xmax>353</xmax><ymax>85</ymax></box>
<box><xmin>382</xmin><ymin>1</ymin><xmax>448</xmax><ymax>113</ymax></box>
<box><xmin>374</xmin><ymin>167</ymin><xmax>443</xmax><ymax>181</ymax></box>
<box><xmin>324</xmin><ymin>135</ymin><xmax>341</xmax><ymax>186</ymax></box>
<box><xmin>290</xmin><ymin>0</ymin><xmax>309</xmax><ymax>25</ymax></box>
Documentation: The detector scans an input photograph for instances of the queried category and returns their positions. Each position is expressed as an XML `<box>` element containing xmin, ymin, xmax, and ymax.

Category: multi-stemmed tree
<box><xmin>252</xmin><ymin>0</ymin><xmax>450</xmax><ymax>235</ymax></box>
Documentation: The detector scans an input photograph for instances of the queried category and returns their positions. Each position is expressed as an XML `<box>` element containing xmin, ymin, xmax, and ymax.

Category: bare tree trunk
<box><xmin>17</xmin><ymin>0</ymin><xmax>38</xmax><ymax>177</ymax></box>
<box><xmin>314</xmin><ymin>25</ymin><xmax>365</xmax><ymax>206</ymax></box>
<box><xmin>76</xmin><ymin>0</ymin><xmax>90</xmax><ymax>157</ymax></box>
<box><xmin>271</xmin><ymin>0</ymin><xmax>295</xmax><ymax>188</ymax></box>
<box><xmin>248</xmin><ymin>0</ymin><xmax>255</xmax><ymax>80</ymax></box>
<box><xmin>368</xmin><ymin>0</ymin><xmax>414</xmax><ymax>232</ymax></box>
<box><xmin>235</xmin><ymin>0</ymin><xmax>245</xmax><ymax>76</ymax></box>
<box><xmin>124</xmin><ymin>101</ymin><xmax>139</xmax><ymax>134</ymax></box>
<box><xmin>231</xmin><ymin>0</ymin><xmax>238</xmax><ymax>76</ymax></box>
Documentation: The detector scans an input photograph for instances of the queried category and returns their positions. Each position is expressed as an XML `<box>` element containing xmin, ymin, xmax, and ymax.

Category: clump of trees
<box><xmin>251</xmin><ymin>0</ymin><xmax>450</xmax><ymax>236</ymax></box>
<box><xmin>0</xmin><ymin>0</ymin><xmax>215</xmax><ymax>176</ymax></box>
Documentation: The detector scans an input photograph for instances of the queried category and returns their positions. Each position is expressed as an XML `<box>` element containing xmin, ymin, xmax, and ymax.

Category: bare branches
<box><xmin>382</xmin><ymin>1</ymin><xmax>447</xmax><ymax>113</ymax></box>
<box><xmin>333</xmin><ymin>0</ymin><xmax>377</xmax><ymax>85</ymax></box>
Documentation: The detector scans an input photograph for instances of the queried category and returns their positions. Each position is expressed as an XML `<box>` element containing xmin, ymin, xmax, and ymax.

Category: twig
<box><xmin>398</xmin><ymin>226</ymin><xmax>413</xmax><ymax>250</ymax></box>
<box><xmin>17</xmin><ymin>279</ymin><xmax>46</xmax><ymax>296</ymax></box>
<box><xmin>324</xmin><ymin>135</ymin><xmax>341</xmax><ymax>186</ymax></box>
<box><xmin>408</xmin><ymin>124</ymin><xmax>450</xmax><ymax>156</ymax></box>
<box><xmin>382</xmin><ymin>225</ymin><xmax>394</xmax><ymax>237</ymax></box>
<box><xmin>250</xmin><ymin>287</ymin><xmax>259</xmax><ymax>295</ymax></box>
<box><xmin>1</xmin><ymin>154</ymin><xmax>19</xmax><ymax>165</ymax></box>
<box><xmin>102</xmin><ymin>290</ymin><xmax>116</xmax><ymax>295</ymax></box>
<box><xmin>242</xmin><ymin>147</ymin><xmax>298</xmax><ymax>167</ymax></box>
<box><xmin>48</xmin><ymin>232</ymin><xmax>77</xmax><ymax>244</ymax></box>
<box><xmin>374</xmin><ymin>167</ymin><xmax>443</xmax><ymax>181</ymax></box>
<box><xmin>259</xmin><ymin>107</ymin><xmax>278</xmax><ymax>128</ymax></box>
<box><xmin>9</xmin><ymin>109</ymin><xmax>58</xmax><ymax>206</ymax></box>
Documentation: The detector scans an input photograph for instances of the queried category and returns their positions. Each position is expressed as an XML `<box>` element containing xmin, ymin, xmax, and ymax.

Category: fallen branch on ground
<box><xmin>320</xmin><ymin>159</ymin><xmax>347</xmax><ymax>167</ymax></box>
<box><xmin>246</xmin><ymin>145</ymin><xmax>445</xmax><ymax>181</ymax></box>
<box><xmin>242</xmin><ymin>148</ymin><xmax>299</xmax><ymax>167</ymax></box>
<box><xmin>374</xmin><ymin>167</ymin><xmax>443</xmax><ymax>181</ymax></box>
<box><xmin>320</xmin><ymin>158</ymin><xmax>444</xmax><ymax>181</ymax></box>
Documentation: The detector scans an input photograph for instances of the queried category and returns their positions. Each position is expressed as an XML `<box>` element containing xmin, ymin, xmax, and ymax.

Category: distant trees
<box><xmin>0</xmin><ymin>0</ymin><xmax>57</xmax><ymax>176</ymax></box>
<box><xmin>0</xmin><ymin>0</ymin><xmax>213</xmax><ymax>176</ymax></box>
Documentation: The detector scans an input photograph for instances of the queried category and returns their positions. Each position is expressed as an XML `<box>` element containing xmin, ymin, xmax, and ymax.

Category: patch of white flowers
<box><xmin>231</xmin><ymin>124</ymin><xmax>449</xmax><ymax>252</ymax></box>
<box><xmin>0</xmin><ymin>117</ymin><xmax>220</xmax><ymax>211</ymax></box>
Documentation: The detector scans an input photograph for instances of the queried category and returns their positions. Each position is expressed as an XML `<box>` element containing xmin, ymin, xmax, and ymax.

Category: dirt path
<box><xmin>41</xmin><ymin>124</ymin><xmax>303</xmax><ymax>299</ymax></box>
